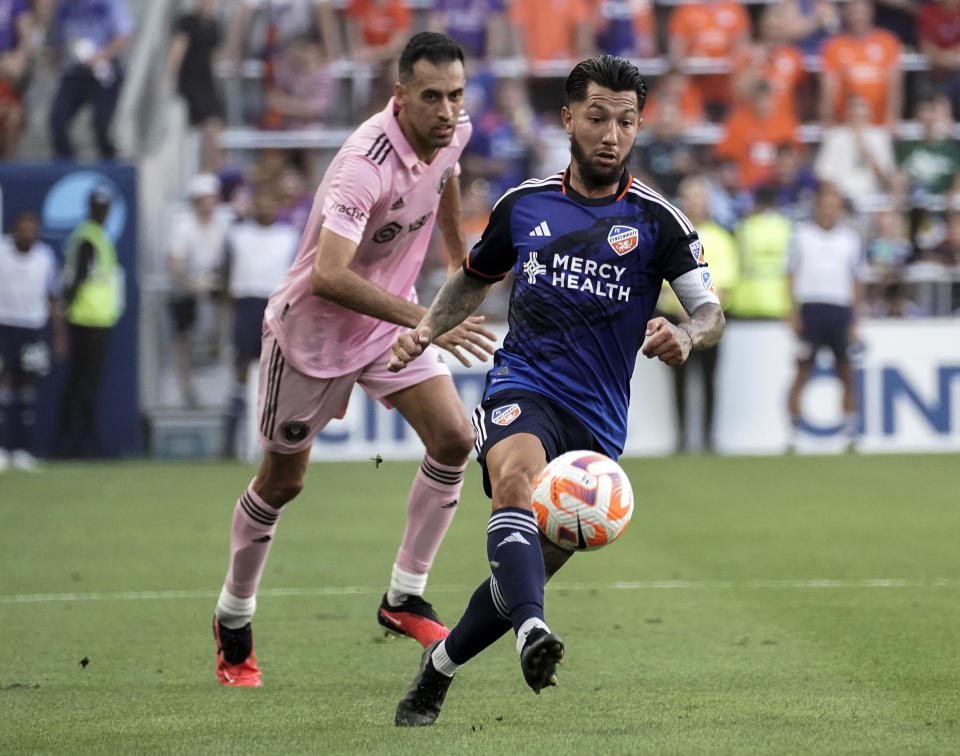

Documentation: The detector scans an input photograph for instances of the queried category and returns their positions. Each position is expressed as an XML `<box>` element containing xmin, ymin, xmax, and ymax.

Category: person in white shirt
<box><xmin>786</xmin><ymin>182</ymin><xmax>866</xmax><ymax>450</ymax></box>
<box><xmin>0</xmin><ymin>211</ymin><xmax>66</xmax><ymax>470</ymax></box>
<box><xmin>167</xmin><ymin>173</ymin><xmax>231</xmax><ymax>408</ymax></box>
<box><xmin>814</xmin><ymin>94</ymin><xmax>896</xmax><ymax>211</ymax></box>
<box><xmin>222</xmin><ymin>187</ymin><xmax>299</xmax><ymax>456</ymax></box>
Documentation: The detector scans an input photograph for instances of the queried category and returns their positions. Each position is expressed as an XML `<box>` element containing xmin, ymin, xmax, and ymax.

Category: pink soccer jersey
<box><xmin>263</xmin><ymin>97</ymin><xmax>472</xmax><ymax>378</ymax></box>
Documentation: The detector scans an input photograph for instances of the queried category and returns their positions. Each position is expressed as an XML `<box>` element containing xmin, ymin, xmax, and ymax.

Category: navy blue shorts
<box><xmin>798</xmin><ymin>303</ymin><xmax>854</xmax><ymax>365</ymax></box>
<box><xmin>471</xmin><ymin>388</ymin><xmax>602</xmax><ymax>498</ymax></box>
<box><xmin>0</xmin><ymin>324</ymin><xmax>50</xmax><ymax>381</ymax></box>
<box><xmin>232</xmin><ymin>297</ymin><xmax>268</xmax><ymax>363</ymax></box>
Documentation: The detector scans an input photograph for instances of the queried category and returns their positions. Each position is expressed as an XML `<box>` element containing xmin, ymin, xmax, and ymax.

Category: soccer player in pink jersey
<box><xmin>212</xmin><ymin>32</ymin><xmax>497</xmax><ymax>687</ymax></box>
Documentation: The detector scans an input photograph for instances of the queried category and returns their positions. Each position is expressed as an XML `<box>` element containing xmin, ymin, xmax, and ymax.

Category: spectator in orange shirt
<box><xmin>715</xmin><ymin>79</ymin><xmax>801</xmax><ymax>189</ymax></box>
<box><xmin>668</xmin><ymin>0</ymin><xmax>751</xmax><ymax>120</ymax></box>
<box><xmin>346</xmin><ymin>0</ymin><xmax>412</xmax><ymax>64</ymax></box>
<box><xmin>509</xmin><ymin>0</ymin><xmax>594</xmax><ymax>66</ymax></box>
<box><xmin>819</xmin><ymin>0</ymin><xmax>903</xmax><ymax>127</ymax></box>
<box><xmin>733</xmin><ymin>3</ymin><xmax>808</xmax><ymax>122</ymax></box>
<box><xmin>346</xmin><ymin>0</ymin><xmax>412</xmax><ymax>113</ymax></box>
<box><xmin>642</xmin><ymin>68</ymin><xmax>706</xmax><ymax>126</ymax></box>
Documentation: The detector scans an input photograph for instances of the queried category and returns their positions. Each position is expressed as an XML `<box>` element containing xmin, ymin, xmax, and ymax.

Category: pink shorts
<box><xmin>256</xmin><ymin>328</ymin><xmax>452</xmax><ymax>453</ymax></box>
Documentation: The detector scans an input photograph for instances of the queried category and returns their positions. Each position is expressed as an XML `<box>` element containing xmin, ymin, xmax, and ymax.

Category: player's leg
<box><xmin>787</xmin><ymin>305</ymin><xmax>816</xmax><ymax>451</ymax></box>
<box><xmin>0</xmin><ymin>328</ymin><xmax>13</xmax><ymax>470</ymax></box>
<box><xmin>74</xmin><ymin>325</ymin><xmax>111</xmax><ymax>456</ymax></box>
<box><xmin>700</xmin><ymin>344</ymin><xmax>720</xmax><ymax>453</ymax></box>
<box><xmin>224</xmin><ymin>297</ymin><xmax>265</xmax><ymax>457</ymax></box>
<box><xmin>831</xmin><ymin>306</ymin><xmax>858</xmax><ymax>450</ymax></box>
<box><xmin>397</xmin><ymin>391</ymin><xmax>589</xmax><ymax>724</ymax></box>
<box><xmin>169</xmin><ymin>296</ymin><xmax>198</xmax><ymax>408</ymax></box>
<box><xmin>9</xmin><ymin>330</ymin><xmax>51</xmax><ymax>470</ymax></box>
<box><xmin>214</xmin><ymin>447</ymin><xmax>309</xmax><ymax>687</ymax></box>
<box><xmin>377</xmin><ymin>373</ymin><xmax>473</xmax><ymax>646</ymax></box>
<box><xmin>671</xmin><ymin>360</ymin><xmax>688</xmax><ymax>453</ymax></box>
<box><xmin>213</xmin><ymin>329</ymin><xmax>356</xmax><ymax>686</ymax></box>
<box><xmin>483</xmin><ymin>433</ymin><xmax>567</xmax><ymax>692</ymax></box>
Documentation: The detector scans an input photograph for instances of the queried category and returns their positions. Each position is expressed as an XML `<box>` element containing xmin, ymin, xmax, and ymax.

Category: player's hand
<box><xmin>388</xmin><ymin>325</ymin><xmax>433</xmax><ymax>373</ymax></box>
<box><xmin>641</xmin><ymin>317</ymin><xmax>692</xmax><ymax>366</ymax></box>
<box><xmin>433</xmin><ymin>315</ymin><xmax>497</xmax><ymax>368</ymax></box>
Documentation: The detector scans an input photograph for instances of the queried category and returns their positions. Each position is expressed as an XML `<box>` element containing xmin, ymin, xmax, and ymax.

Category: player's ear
<box><xmin>561</xmin><ymin>106</ymin><xmax>573</xmax><ymax>134</ymax></box>
<box><xmin>394</xmin><ymin>80</ymin><xmax>405</xmax><ymax>105</ymax></box>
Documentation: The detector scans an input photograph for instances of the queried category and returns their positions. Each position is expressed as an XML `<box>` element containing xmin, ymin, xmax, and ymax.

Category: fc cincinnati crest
<box><xmin>491</xmin><ymin>404</ymin><xmax>521</xmax><ymax>426</ymax></box>
<box><xmin>689</xmin><ymin>239</ymin><xmax>705</xmax><ymax>264</ymax></box>
<box><xmin>607</xmin><ymin>225</ymin><xmax>639</xmax><ymax>256</ymax></box>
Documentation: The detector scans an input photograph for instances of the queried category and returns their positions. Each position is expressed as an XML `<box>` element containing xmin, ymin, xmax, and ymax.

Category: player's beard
<box><xmin>569</xmin><ymin>133</ymin><xmax>630</xmax><ymax>191</ymax></box>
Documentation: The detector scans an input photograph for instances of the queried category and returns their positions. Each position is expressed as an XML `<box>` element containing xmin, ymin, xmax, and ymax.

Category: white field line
<box><xmin>1</xmin><ymin>578</ymin><xmax>956</xmax><ymax>604</ymax></box>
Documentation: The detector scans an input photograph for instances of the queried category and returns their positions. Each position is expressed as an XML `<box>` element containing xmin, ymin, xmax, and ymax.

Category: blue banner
<box><xmin>0</xmin><ymin>162</ymin><xmax>139</xmax><ymax>457</ymax></box>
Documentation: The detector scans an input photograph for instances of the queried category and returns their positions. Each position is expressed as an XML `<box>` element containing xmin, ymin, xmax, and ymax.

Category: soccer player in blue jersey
<box><xmin>388</xmin><ymin>54</ymin><xmax>725</xmax><ymax>726</ymax></box>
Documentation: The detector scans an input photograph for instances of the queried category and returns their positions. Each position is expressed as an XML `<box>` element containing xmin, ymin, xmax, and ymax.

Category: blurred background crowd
<box><xmin>2</xmin><ymin>0</ymin><xmax>960</xmax><ymax>462</ymax></box>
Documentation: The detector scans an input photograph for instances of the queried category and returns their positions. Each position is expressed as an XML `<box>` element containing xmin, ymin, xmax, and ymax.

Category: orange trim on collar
<box><xmin>616</xmin><ymin>173</ymin><xmax>633</xmax><ymax>202</ymax></box>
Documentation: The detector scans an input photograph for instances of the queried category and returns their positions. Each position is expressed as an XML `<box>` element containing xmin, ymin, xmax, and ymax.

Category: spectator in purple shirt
<box><xmin>428</xmin><ymin>0</ymin><xmax>509</xmax><ymax>60</ymax></box>
<box><xmin>0</xmin><ymin>0</ymin><xmax>32</xmax><ymax>158</ymax></box>
<box><xmin>48</xmin><ymin>0</ymin><xmax>134</xmax><ymax>159</ymax></box>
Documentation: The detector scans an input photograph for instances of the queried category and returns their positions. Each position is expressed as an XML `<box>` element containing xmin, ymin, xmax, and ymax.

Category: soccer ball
<box><xmin>531</xmin><ymin>450</ymin><xmax>634</xmax><ymax>551</ymax></box>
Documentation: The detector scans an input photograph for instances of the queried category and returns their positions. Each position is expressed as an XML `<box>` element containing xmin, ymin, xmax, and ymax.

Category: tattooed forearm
<box><xmin>422</xmin><ymin>268</ymin><xmax>490</xmax><ymax>336</ymax></box>
<box><xmin>678</xmin><ymin>303</ymin><xmax>725</xmax><ymax>351</ymax></box>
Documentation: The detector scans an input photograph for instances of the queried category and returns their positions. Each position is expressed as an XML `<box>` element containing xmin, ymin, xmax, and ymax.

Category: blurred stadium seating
<box><xmin>2</xmin><ymin>0</ymin><xmax>959</xmax><ymax>459</ymax></box>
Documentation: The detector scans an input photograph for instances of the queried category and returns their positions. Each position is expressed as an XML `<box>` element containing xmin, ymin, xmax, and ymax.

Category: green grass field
<box><xmin>2</xmin><ymin>454</ymin><xmax>959</xmax><ymax>754</ymax></box>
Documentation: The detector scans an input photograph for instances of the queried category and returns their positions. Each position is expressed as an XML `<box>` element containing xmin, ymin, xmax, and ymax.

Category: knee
<box><xmin>491</xmin><ymin>468</ymin><xmax>537</xmax><ymax>512</ymax></box>
<box><xmin>426</xmin><ymin>419</ymin><xmax>474</xmax><ymax>465</ymax></box>
<box><xmin>254</xmin><ymin>471</ymin><xmax>304</xmax><ymax>507</ymax></box>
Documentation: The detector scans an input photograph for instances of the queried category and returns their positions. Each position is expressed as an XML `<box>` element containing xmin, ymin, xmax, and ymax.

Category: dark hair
<box><xmin>565</xmin><ymin>55</ymin><xmax>647</xmax><ymax>112</ymax></box>
<box><xmin>753</xmin><ymin>184</ymin><xmax>777</xmax><ymax>209</ymax></box>
<box><xmin>398</xmin><ymin>32</ymin><xmax>464</xmax><ymax>81</ymax></box>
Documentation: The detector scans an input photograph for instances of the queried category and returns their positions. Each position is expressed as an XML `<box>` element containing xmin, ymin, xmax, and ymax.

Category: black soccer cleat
<box><xmin>395</xmin><ymin>641</ymin><xmax>454</xmax><ymax>727</ymax></box>
<box><xmin>377</xmin><ymin>593</ymin><xmax>450</xmax><ymax>648</ymax></box>
<box><xmin>520</xmin><ymin>628</ymin><xmax>564</xmax><ymax>694</ymax></box>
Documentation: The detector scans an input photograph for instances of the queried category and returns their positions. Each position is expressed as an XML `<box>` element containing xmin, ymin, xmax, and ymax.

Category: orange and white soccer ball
<box><xmin>531</xmin><ymin>450</ymin><xmax>634</xmax><ymax>551</ymax></box>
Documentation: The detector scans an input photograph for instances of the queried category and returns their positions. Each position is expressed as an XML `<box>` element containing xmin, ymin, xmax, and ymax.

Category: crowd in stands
<box><xmin>150</xmin><ymin>0</ymin><xmax>960</xmax><ymax>322</ymax></box>
<box><xmin>4</xmin><ymin>1</ymin><xmax>960</xmax><ymax>424</ymax></box>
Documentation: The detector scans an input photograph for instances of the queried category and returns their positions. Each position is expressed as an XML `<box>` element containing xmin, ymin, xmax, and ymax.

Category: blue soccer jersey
<box><xmin>463</xmin><ymin>169</ymin><xmax>719</xmax><ymax>457</ymax></box>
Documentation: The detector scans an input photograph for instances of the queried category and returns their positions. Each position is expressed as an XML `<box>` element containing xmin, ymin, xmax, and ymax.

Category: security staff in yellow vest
<box><xmin>729</xmin><ymin>186</ymin><xmax>792</xmax><ymax>319</ymax></box>
<box><xmin>656</xmin><ymin>175</ymin><xmax>739</xmax><ymax>453</ymax></box>
<box><xmin>56</xmin><ymin>185</ymin><xmax>123</xmax><ymax>457</ymax></box>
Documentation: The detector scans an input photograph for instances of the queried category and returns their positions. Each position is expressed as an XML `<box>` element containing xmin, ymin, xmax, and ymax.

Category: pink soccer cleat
<box><xmin>213</xmin><ymin>617</ymin><xmax>263</xmax><ymax>687</ymax></box>
<box><xmin>377</xmin><ymin>594</ymin><xmax>450</xmax><ymax>648</ymax></box>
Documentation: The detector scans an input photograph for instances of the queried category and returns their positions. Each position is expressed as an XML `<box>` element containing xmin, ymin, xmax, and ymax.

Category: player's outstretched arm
<box><xmin>389</xmin><ymin>268</ymin><xmax>493</xmax><ymax>372</ymax></box>
<box><xmin>641</xmin><ymin>302</ymin><xmax>725</xmax><ymax>366</ymax></box>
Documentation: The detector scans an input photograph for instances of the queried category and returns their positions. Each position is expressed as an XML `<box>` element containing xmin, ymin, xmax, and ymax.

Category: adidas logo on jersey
<box><xmin>528</xmin><ymin>221</ymin><xmax>551</xmax><ymax>237</ymax></box>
